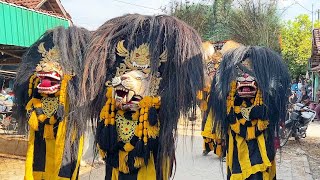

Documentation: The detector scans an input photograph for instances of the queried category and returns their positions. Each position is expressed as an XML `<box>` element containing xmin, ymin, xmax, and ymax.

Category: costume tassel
<box><xmin>215</xmin><ymin>144</ymin><xmax>222</xmax><ymax>157</ymax></box>
<box><xmin>230</xmin><ymin>121</ymin><xmax>240</xmax><ymax>134</ymax></box>
<box><xmin>28</xmin><ymin>111</ymin><xmax>39</xmax><ymax>131</ymax></box>
<box><xmin>135</xmin><ymin>140</ymin><xmax>144</xmax><ymax>156</ymax></box>
<box><xmin>143</xmin><ymin>145</ymin><xmax>150</xmax><ymax>165</ymax></box>
<box><xmin>37</xmin><ymin>114</ymin><xmax>47</xmax><ymax>122</ymax></box>
<box><xmin>197</xmin><ymin>90</ymin><xmax>203</xmax><ymax>100</ymax></box>
<box><xmin>119</xmin><ymin>151</ymin><xmax>129</xmax><ymax>173</ymax></box>
<box><xmin>134</xmin><ymin>157</ymin><xmax>145</xmax><ymax>168</ymax></box>
<box><xmin>49</xmin><ymin>116</ymin><xmax>56</xmax><ymax>125</ymax></box>
<box><xmin>148</xmin><ymin>107</ymin><xmax>158</xmax><ymax>126</ymax></box>
<box><xmin>28</xmin><ymin>74</ymin><xmax>37</xmax><ymax>97</ymax></box>
<box><xmin>44</xmin><ymin>124</ymin><xmax>55</xmax><ymax>139</ymax></box>
<box><xmin>109</xmin><ymin>123</ymin><xmax>117</xmax><ymax>150</ymax></box>
<box><xmin>124</xmin><ymin>143</ymin><xmax>135</xmax><ymax>152</ymax></box>
<box><xmin>257</xmin><ymin>120</ymin><xmax>269</xmax><ymax>131</ymax></box>
<box><xmin>147</xmin><ymin>124</ymin><xmax>159</xmax><ymax>139</ymax></box>
<box><xmin>247</xmin><ymin>126</ymin><xmax>256</xmax><ymax>140</ymax></box>
<box><xmin>200</xmin><ymin>100</ymin><xmax>208</xmax><ymax>111</ymax></box>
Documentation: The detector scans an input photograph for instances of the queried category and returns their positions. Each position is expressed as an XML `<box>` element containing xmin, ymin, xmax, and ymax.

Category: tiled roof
<box><xmin>2</xmin><ymin>0</ymin><xmax>41</xmax><ymax>8</ymax></box>
<box><xmin>0</xmin><ymin>0</ymin><xmax>70</xmax><ymax>19</ymax></box>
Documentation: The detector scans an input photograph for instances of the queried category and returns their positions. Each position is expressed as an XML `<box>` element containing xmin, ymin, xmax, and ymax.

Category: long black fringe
<box><xmin>208</xmin><ymin>46</ymin><xmax>290</xmax><ymax>156</ymax></box>
<box><xmin>81</xmin><ymin>14</ymin><xmax>204</xmax><ymax>179</ymax></box>
<box><xmin>14</xmin><ymin>26</ymin><xmax>92</xmax><ymax>164</ymax></box>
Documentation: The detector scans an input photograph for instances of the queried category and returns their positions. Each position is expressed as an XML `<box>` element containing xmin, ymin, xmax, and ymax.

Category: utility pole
<box><xmin>317</xmin><ymin>9</ymin><xmax>320</xmax><ymax>21</ymax></box>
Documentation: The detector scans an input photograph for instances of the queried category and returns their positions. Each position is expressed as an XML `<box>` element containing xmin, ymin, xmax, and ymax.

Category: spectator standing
<box><xmin>291</xmin><ymin>80</ymin><xmax>298</xmax><ymax>92</ymax></box>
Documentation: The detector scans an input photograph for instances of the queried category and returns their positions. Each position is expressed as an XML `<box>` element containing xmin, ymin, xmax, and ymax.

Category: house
<box><xmin>0</xmin><ymin>0</ymin><xmax>71</xmax><ymax>78</ymax></box>
<box><xmin>309</xmin><ymin>28</ymin><xmax>320</xmax><ymax>101</ymax></box>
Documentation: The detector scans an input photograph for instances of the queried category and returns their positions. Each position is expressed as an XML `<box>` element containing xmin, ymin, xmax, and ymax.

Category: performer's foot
<box><xmin>222</xmin><ymin>157</ymin><xmax>226</xmax><ymax>162</ymax></box>
<box><xmin>202</xmin><ymin>150</ymin><xmax>209</xmax><ymax>156</ymax></box>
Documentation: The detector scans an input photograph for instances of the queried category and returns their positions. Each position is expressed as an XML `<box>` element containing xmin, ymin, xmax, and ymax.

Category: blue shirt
<box><xmin>291</xmin><ymin>84</ymin><xmax>298</xmax><ymax>92</ymax></box>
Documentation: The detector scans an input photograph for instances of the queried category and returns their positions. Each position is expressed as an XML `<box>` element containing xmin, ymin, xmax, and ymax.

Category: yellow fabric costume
<box><xmin>14</xmin><ymin>27</ymin><xmax>91</xmax><ymax>180</ymax></box>
<box><xmin>207</xmin><ymin>46</ymin><xmax>290</xmax><ymax>179</ymax></box>
<box><xmin>81</xmin><ymin>14</ymin><xmax>204</xmax><ymax>180</ymax></box>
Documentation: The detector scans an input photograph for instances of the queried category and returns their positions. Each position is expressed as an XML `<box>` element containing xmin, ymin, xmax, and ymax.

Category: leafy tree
<box><xmin>281</xmin><ymin>14</ymin><xmax>320</xmax><ymax>78</ymax></box>
<box><xmin>164</xmin><ymin>0</ymin><xmax>232</xmax><ymax>41</ymax></box>
<box><xmin>226</xmin><ymin>0</ymin><xmax>281</xmax><ymax>51</ymax></box>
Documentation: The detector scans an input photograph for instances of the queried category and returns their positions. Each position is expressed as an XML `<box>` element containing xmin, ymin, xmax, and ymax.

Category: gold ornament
<box><xmin>116</xmin><ymin>114</ymin><xmax>138</xmax><ymax>143</ymax></box>
<box><xmin>240</xmin><ymin>106</ymin><xmax>254</xmax><ymax>121</ymax></box>
<box><xmin>41</xmin><ymin>97</ymin><xmax>59</xmax><ymax>118</ymax></box>
<box><xmin>36</xmin><ymin>42</ymin><xmax>63</xmax><ymax>76</ymax></box>
<box><xmin>116</xmin><ymin>40</ymin><xmax>167</xmax><ymax>75</ymax></box>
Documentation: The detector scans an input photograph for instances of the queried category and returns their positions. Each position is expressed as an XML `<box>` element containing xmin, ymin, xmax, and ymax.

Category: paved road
<box><xmin>80</xmin><ymin>134</ymin><xmax>313</xmax><ymax>180</ymax></box>
<box><xmin>0</xmin><ymin>124</ymin><xmax>313</xmax><ymax>180</ymax></box>
<box><xmin>80</xmin><ymin>135</ymin><xmax>224</xmax><ymax>180</ymax></box>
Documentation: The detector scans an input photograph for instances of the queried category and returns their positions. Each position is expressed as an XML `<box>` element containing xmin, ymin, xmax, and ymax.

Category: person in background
<box><xmin>298</xmin><ymin>79</ymin><xmax>303</xmax><ymax>91</ymax></box>
<box><xmin>296</xmin><ymin>89</ymin><xmax>303</xmax><ymax>102</ymax></box>
<box><xmin>299</xmin><ymin>89</ymin><xmax>309</xmax><ymax>104</ymax></box>
<box><xmin>289</xmin><ymin>91</ymin><xmax>298</xmax><ymax>104</ymax></box>
<box><xmin>291</xmin><ymin>79</ymin><xmax>298</xmax><ymax>92</ymax></box>
<box><xmin>314</xmin><ymin>89</ymin><xmax>320</xmax><ymax>121</ymax></box>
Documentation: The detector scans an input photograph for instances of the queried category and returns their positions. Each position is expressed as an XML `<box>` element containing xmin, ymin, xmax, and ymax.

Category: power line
<box><xmin>278</xmin><ymin>2</ymin><xmax>297</xmax><ymax>15</ymax></box>
<box><xmin>292</xmin><ymin>0</ymin><xmax>312</xmax><ymax>13</ymax></box>
<box><xmin>113</xmin><ymin>0</ymin><xmax>162</xmax><ymax>11</ymax></box>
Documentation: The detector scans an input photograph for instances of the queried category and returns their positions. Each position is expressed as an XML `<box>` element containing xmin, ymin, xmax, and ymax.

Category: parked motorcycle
<box><xmin>279</xmin><ymin>103</ymin><xmax>316</xmax><ymax>147</ymax></box>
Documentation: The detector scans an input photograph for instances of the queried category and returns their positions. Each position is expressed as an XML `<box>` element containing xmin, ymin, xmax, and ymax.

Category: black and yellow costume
<box><xmin>200</xmin><ymin>41</ymin><xmax>241</xmax><ymax>157</ymax></box>
<box><xmin>207</xmin><ymin>46</ymin><xmax>290</xmax><ymax>179</ymax></box>
<box><xmin>97</xmin><ymin>92</ymin><xmax>164</xmax><ymax>179</ymax></box>
<box><xmin>14</xmin><ymin>27</ymin><xmax>91</xmax><ymax>179</ymax></box>
<box><xmin>81</xmin><ymin>14</ymin><xmax>204</xmax><ymax>180</ymax></box>
<box><xmin>199</xmin><ymin>87</ymin><xmax>223</xmax><ymax>157</ymax></box>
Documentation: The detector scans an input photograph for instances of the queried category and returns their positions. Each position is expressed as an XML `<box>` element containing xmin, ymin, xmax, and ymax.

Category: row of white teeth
<box><xmin>37</xmin><ymin>84</ymin><xmax>60</xmax><ymax>91</ymax></box>
<box><xmin>37</xmin><ymin>73</ymin><xmax>61</xmax><ymax>80</ymax></box>
<box><xmin>115</xmin><ymin>86</ymin><xmax>129</xmax><ymax>92</ymax></box>
<box><xmin>239</xmin><ymin>91</ymin><xmax>257</xmax><ymax>94</ymax></box>
<box><xmin>115</xmin><ymin>91</ymin><xmax>134</xmax><ymax>103</ymax></box>
<box><xmin>132</xmin><ymin>62</ymin><xmax>149</xmax><ymax>69</ymax></box>
<box><xmin>115</xmin><ymin>96</ymin><xmax>140</xmax><ymax>104</ymax></box>
<box><xmin>237</xmin><ymin>82</ymin><xmax>256</xmax><ymax>89</ymax></box>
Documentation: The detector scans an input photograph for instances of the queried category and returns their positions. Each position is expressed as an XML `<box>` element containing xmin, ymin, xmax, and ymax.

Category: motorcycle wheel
<box><xmin>279</xmin><ymin>125</ymin><xmax>292</xmax><ymax>147</ymax></box>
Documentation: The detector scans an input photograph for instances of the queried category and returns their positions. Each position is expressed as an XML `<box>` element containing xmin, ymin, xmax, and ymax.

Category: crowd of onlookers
<box><xmin>289</xmin><ymin>78</ymin><xmax>320</xmax><ymax>120</ymax></box>
<box><xmin>289</xmin><ymin>79</ymin><xmax>313</xmax><ymax>105</ymax></box>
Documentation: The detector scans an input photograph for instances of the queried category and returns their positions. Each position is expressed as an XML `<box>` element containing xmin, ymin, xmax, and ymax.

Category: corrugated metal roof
<box><xmin>0</xmin><ymin>1</ymin><xmax>69</xmax><ymax>47</ymax></box>
<box><xmin>0</xmin><ymin>0</ymin><xmax>71</xmax><ymax>19</ymax></box>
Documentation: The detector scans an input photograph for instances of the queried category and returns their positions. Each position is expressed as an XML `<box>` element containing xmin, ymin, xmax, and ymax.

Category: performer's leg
<box><xmin>105</xmin><ymin>164</ymin><xmax>113</xmax><ymax>180</ymax></box>
<box><xmin>202</xmin><ymin>138</ymin><xmax>211</xmax><ymax>156</ymax></box>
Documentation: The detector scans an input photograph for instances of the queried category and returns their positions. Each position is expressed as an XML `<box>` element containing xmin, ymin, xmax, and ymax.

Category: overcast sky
<box><xmin>60</xmin><ymin>0</ymin><xmax>320</xmax><ymax>30</ymax></box>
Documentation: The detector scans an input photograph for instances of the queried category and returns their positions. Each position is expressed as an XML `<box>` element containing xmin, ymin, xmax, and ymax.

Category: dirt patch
<box><xmin>0</xmin><ymin>155</ymin><xmax>25</xmax><ymax>180</ymax></box>
<box><xmin>282</xmin><ymin>121</ymin><xmax>320</xmax><ymax>180</ymax></box>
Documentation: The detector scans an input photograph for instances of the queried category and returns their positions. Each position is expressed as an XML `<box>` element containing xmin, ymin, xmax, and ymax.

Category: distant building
<box><xmin>309</xmin><ymin>28</ymin><xmax>320</xmax><ymax>101</ymax></box>
<box><xmin>0</xmin><ymin>0</ymin><xmax>71</xmax><ymax>78</ymax></box>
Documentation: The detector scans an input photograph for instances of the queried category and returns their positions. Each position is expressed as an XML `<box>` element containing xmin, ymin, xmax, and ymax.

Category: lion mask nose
<box><xmin>243</xmin><ymin>73</ymin><xmax>249</xmax><ymax>78</ymax></box>
<box><xmin>121</xmin><ymin>76</ymin><xmax>128</xmax><ymax>81</ymax></box>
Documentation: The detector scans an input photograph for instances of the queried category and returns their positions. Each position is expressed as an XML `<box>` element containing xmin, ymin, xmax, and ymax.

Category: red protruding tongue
<box><xmin>39</xmin><ymin>79</ymin><xmax>52</xmax><ymax>87</ymax></box>
<box><xmin>242</xmin><ymin>87</ymin><xmax>251</xmax><ymax>92</ymax></box>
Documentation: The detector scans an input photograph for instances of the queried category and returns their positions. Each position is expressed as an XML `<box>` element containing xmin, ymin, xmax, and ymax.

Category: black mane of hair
<box><xmin>81</xmin><ymin>14</ymin><xmax>204</xmax><ymax>178</ymax></box>
<box><xmin>208</xmin><ymin>46</ymin><xmax>290</xmax><ymax>148</ymax></box>
<box><xmin>14</xmin><ymin>26</ymin><xmax>92</xmax><ymax>137</ymax></box>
